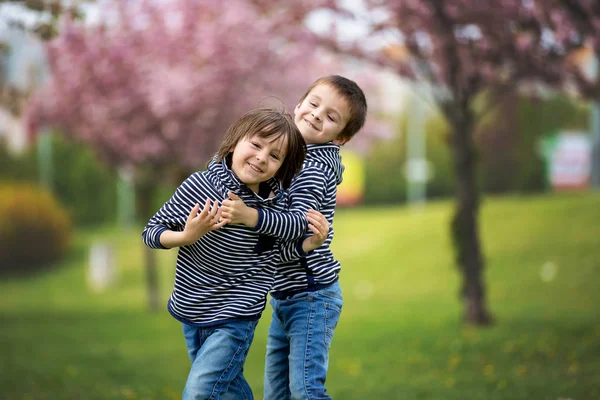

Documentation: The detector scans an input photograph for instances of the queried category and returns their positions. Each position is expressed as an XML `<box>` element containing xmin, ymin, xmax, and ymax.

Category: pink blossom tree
<box><xmin>533</xmin><ymin>1</ymin><xmax>600</xmax><ymax>98</ymax></box>
<box><xmin>531</xmin><ymin>1</ymin><xmax>600</xmax><ymax>186</ymax></box>
<box><xmin>25</xmin><ymin>0</ymin><xmax>333</xmax><ymax>311</ymax></box>
<box><xmin>266</xmin><ymin>0</ymin><xmax>582</xmax><ymax>325</ymax></box>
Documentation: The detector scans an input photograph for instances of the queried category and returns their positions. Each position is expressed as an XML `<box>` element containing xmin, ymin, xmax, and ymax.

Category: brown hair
<box><xmin>217</xmin><ymin>108</ymin><xmax>306</xmax><ymax>189</ymax></box>
<box><xmin>298</xmin><ymin>75</ymin><xmax>367</xmax><ymax>142</ymax></box>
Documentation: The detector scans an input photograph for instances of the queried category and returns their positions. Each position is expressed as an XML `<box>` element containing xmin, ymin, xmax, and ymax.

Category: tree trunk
<box><xmin>449</xmin><ymin>108</ymin><xmax>494</xmax><ymax>325</ymax></box>
<box><xmin>136</xmin><ymin>179</ymin><xmax>160</xmax><ymax>312</ymax></box>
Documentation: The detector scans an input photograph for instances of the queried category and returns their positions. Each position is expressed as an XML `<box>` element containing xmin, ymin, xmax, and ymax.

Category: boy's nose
<box><xmin>311</xmin><ymin>111</ymin><xmax>322</xmax><ymax>121</ymax></box>
<box><xmin>256</xmin><ymin>151</ymin><xmax>267</xmax><ymax>162</ymax></box>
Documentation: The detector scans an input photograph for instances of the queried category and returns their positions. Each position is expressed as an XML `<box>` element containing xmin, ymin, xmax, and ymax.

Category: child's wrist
<box><xmin>300</xmin><ymin>238</ymin><xmax>311</xmax><ymax>255</ymax></box>
<box><xmin>245</xmin><ymin>208</ymin><xmax>259</xmax><ymax>228</ymax></box>
<box><xmin>180</xmin><ymin>230</ymin><xmax>197</xmax><ymax>246</ymax></box>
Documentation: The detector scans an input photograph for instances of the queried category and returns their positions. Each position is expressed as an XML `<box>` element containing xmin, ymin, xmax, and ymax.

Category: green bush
<box><xmin>513</xmin><ymin>95</ymin><xmax>588</xmax><ymax>192</ymax></box>
<box><xmin>0</xmin><ymin>135</ymin><xmax>118</xmax><ymax>226</ymax></box>
<box><xmin>363</xmin><ymin>117</ymin><xmax>407</xmax><ymax>205</ymax></box>
<box><xmin>0</xmin><ymin>182</ymin><xmax>72</xmax><ymax>271</ymax></box>
<box><xmin>48</xmin><ymin>134</ymin><xmax>118</xmax><ymax>226</ymax></box>
<box><xmin>363</xmin><ymin>93</ymin><xmax>589</xmax><ymax>205</ymax></box>
<box><xmin>0</xmin><ymin>140</ymin><xmax>38</xmax><ymax>181</ymax></box>
<box><xmin>363</xmin><ymin>109</ymin><xmax>455</xmax><ymax>205</ymax></box>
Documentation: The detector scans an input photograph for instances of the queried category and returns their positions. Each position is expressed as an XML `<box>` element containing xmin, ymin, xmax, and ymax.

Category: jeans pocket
<box><xmin>324</xmin><ymin>301</ymin><xmax>342</xmax><ymax>341</ymax></box>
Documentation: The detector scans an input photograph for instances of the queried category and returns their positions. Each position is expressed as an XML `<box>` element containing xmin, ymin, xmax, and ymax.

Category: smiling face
<box><xmin>230</xmin><ymin>133</ymin><xmax>288</xmax><ymax>192</ymax></box>
<box><xmin>294</xmin><ymin>84</ymin><xmax>351</xmax><ymax>145</ymax></box>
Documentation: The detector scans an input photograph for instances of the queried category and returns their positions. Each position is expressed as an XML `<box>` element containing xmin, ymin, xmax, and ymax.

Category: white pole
<box><xmin>37</xmin><ymin>128</ymin><xmax>53</xmax><ymax>190</ymax></box>
<box><xmin>406</xmin><ymin>85</ymin><xmax>427</xmax><ymax>206</ymax></box>
<box><xmin>117</xmin><ymin>166</ymin><xmax>136</xmax><ymax>227</ymax></box>
<box><xmin>589</xmin><ymin>53</ymin><xmax>600</xmax><ymax>188</ymax></box>
<box><xmin>590</xmin><ymin>101</ymin><xmax>600</xmax><ymax>188</ymax></box>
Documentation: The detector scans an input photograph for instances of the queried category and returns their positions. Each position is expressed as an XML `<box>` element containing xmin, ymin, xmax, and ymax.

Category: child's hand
<box><xmin>221</xmin><ymin>192</ymin><xmax>258</xmax><ymax>227</ymax></box>
<box><xmin>302</xmin><ymin>210</ymin><xmax>330</xmax><ymax>253</ymax></box>
<box><xmin>182</xmin><ymin>199</ymin><xmax>227</xmax><ymax>245</ymax></box>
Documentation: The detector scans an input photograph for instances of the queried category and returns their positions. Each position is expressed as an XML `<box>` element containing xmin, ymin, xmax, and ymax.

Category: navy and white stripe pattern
<box><xmin>254</xmin><ymin>143</ymin><xmax>344</xmax><ymax>295</ymax></box>
<box><xmin>142</xmin><ymin>157</ymin><xmax>294</xmax><ymax>327</ymax></box>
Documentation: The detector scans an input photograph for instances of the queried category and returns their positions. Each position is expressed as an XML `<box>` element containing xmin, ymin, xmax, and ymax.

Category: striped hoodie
<box><xmin>254</xmin><ymin>143</ymin><xmax>344</xmax><ymax>297</ymax></box>
<box><xmin>142</xmin><ymin>157</ymin><xmax>301</xmax><ymax>326</ymax></box>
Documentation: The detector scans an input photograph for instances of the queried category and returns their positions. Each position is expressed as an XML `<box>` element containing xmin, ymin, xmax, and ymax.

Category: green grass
<box><xmin>1</xmin><ymin>193</ymin><xmax>599</xmax><ymax>399</ymax></box>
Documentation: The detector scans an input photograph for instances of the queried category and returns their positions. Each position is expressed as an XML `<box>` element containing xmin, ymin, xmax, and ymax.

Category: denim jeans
<box><xmin>182</xmin><ymin>319</ymin><xmax>258</xmax><ymax>400</ymax></box>
<box><xmin>263</xmin><ymin>281</ymin><xmax>343</xmax><ymax>400</ymax></box>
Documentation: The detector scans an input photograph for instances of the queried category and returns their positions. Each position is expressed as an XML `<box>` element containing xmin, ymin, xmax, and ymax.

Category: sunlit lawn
<box><xmin>1</xmin><ymin>193</ymin><xmax>599</xmax><ymax>399</ymax></box>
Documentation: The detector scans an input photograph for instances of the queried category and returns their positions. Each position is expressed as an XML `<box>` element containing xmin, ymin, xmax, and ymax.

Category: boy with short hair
<box><xmin>142</xmin><ymin>107</ymin><xmax>331</xmax><ymax>399</ymax></box>
<box><xmin>221</xmin><ymin>75</ymin><xmax>367</xmax><ymax>399</ymax></box>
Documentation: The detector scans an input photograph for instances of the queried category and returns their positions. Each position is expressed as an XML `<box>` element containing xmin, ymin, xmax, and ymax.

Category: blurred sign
<box><xmin>541</xmin><ymin>132</ymin><xmax>591</xmax><ymax>191</ymax></box>
<box><xmin>88</xmin><ymin>241</ymin><xmax>116</xmax><ymax>292</ymax></box>
<box><xmin>337</xmin><ymin>149</ymin><xmax>364</xmax><ymax>207</ymax></box>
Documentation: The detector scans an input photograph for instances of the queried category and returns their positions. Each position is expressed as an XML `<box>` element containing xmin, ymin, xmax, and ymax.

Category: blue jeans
<box><xmin>263</xmin><ymin>281</ymin><xmax>343</xmax><ymax>400</ymax></box>
<box><xmin>182</xmin><ymin>319</ymin><xmax>258</xmax><ymax>400</ymax></box>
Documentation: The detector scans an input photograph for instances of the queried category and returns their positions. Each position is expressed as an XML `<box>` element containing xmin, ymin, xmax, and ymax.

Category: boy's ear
<box><xmin>332</xmin><ymin>137</ymin><xmax>348</xmax><ymax>146</ymax></box>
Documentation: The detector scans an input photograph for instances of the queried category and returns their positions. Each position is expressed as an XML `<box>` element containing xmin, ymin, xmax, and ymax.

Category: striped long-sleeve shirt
<box><xmin>254</xmin><ymin>143</ymin><xmax>344</xmax><ymax>296</ymax></box>
<box><xmin>142</xmin><ymin>157</ymin><xmax>301</xmax><ymax>327</ymax></box>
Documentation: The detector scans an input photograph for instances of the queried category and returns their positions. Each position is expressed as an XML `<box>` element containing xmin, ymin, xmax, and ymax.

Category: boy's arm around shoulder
<box><xmin>256</xmin><ymin>166</ymin><xmax>333</xmax><ymax>241</ymax></box>
<box><xmin>279</xmin><ymin>209</ymin><xmax>330</xmax><ymax>262</ymax></box>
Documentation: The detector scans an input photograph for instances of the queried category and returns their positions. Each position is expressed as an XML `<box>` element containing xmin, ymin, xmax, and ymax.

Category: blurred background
<box><xmin>1</xmin><ymin>1</ymin><xmax>598</xmax><ymax>399</ymax></box>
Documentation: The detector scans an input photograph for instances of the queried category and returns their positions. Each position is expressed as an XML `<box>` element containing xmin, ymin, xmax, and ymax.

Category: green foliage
<box><xmin>0</xmin><ymin>193</ymin><xmax>598</xmax><ymax>399</ymax></box>
<box><xmin>0</xmin><ymin>135</ymin><xmax>119</xmax><ymax>226</ymax></box>
<box><xmin>48</xmin><ymin>134</ymin><xmax>119</xmax><ymax>226</ymax></box>
<box><xmin>363</xmin><ymin>108</ymin><xmax>455</xmax><ymax>204</ymax></box>
<box><xmin>364</xmin><ymin>94</ymin><xmax>590</xmax><ymax>204</ymax></box>
<box><xmin>423</xmin><ymin>112</ymin><xmax>456</xmax><ymax>198</ymax></box>
<box><xmin>0</xmin><ymin>140</ymin><xmax>39</xmax><ymax>181</ymax></box>
<box><xmin>363</xmin><ymin>117</ymin><xmax>407</xmax><ymax>204</ymax></box>
<box><xmin>0</xmin><ymin>182</ymin><xmax>71</xmax><ymax>271</ymax></box>
<box><xmin>513</xmin><ymin>95</ymin><xmax>589</xmax><ymax>192</ymax></box>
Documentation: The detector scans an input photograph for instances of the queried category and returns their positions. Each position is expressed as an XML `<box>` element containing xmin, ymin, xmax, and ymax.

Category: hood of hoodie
<box><xmin>207</xmin><ymin>156</ymin><xmax>284</xmax><ymax>205</ymax></box>
<box><xmin>305</xmin><ymin>143</ymin><xmax>345</xmax><ymax>185</ymax></box>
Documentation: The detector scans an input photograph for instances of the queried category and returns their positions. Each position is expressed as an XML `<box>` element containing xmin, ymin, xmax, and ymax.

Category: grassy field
<box><xmin>1</xmin><ymin>193</ymin><xmax>599</xmax><ymax>399</ymax></box>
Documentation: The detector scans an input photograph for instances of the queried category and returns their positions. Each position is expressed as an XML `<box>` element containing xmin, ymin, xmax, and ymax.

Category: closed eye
<box><xmin>327</xmin><ymin>115</ymin><xmax>336</xmax><ymax>122</ymax></box>
<box><xmin>251</xmin><ymin>142</ymin><xmax>261</xmax><ymax>148</ymax></box>
<box><xmin>270</xmin><ymin>153</ymin><xmax>280</xmax><ymax>160</ymax></box>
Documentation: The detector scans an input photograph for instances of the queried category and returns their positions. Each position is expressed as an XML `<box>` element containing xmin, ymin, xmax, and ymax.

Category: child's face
<box><xmin>294</xmin><ymin>84</ymin><xmax>351</xmax><ymax>145</ymax></box>
<box><xmin>230</xmin><ymin>133</ymin><xmax>288</xmax><ymax>192</ymax></box>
